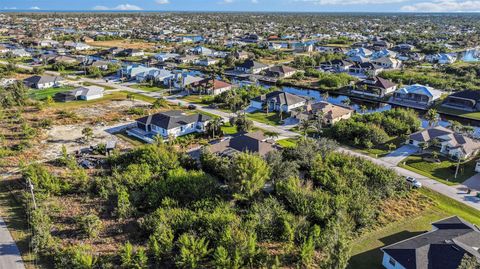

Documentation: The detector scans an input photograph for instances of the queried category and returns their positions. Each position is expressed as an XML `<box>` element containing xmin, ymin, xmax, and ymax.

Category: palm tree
<box><xmin>207</xmin><ymin>118</ymin><xmax>223</xmax><ymax>138</ymax></box>
<box><xmin>299</xmin><ymin>119</ymin><xmax>313</xmax><ymax>138</ymax></box>
<box><xmin>153</xmin><ymin>134</ymin><xmax>164</xmax><ymax>145</ymax></box>
<box><xmin>448</xmin><ymin>120</ymin><xmax>462</xmax><ymax>133</ymax></box>
<box><xmin>359</xmin><ymin>105</ymin><xmax>368</xmax><ymax>114</ymax></box>
<box><xmin>321</xmin><ymin>92</ymin><xmax>329</xmax><ymax>101</ymax></box>
<box><xmin>425</xmin><ymin>109</ymin><xmax>439</xmax><ymax>127</ymax></box>
<box><xmin>341</xmin><ymin>97</ymin><xmax>351</xmax><ymax>107</ymax></box>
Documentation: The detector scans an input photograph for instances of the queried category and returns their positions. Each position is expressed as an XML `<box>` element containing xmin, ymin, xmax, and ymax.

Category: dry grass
<box><xmin>87</xmin><ymin>40</ymin><xmax>157</xmax><ymax>50</ymax></box>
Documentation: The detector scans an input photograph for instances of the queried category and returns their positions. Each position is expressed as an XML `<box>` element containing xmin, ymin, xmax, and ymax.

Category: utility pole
<box><xmin>27</xmin><ymin>177</ymin><xmax>37</xmax><ymax>210</ymax></box>
<box><xmin>454</xmin><ymin>156</ymin><xmax>461</xmax><ymax>179</ymax></box>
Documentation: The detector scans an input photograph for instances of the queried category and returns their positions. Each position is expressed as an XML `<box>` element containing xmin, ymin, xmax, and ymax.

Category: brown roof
<box><xmin>310</xmin><ymin>101</ymin><xmax>354</xmax><ymax>120</ymax></box>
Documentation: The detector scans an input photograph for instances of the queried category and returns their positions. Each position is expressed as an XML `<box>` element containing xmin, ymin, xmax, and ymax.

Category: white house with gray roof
<box><xmin>127</xmin><ymin>110</ymin><xmax>211</xmax><ymax>143</ymax></box>
<box><xmin>24</xmin><ymin>75</ymin><xmax>65</xmax><ymax>89</ymax></box>
<box><xmin>250</xmin><ymin>91</ymin><xmax>307</xmax><ymax>112</ymax></box>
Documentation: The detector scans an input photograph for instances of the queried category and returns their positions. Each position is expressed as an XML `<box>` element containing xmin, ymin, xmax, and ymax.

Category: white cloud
<box><xmin>219</xmin><ymin>0</ymin><xmax>234</xmax><ymax>4</ymax></box>
<box><xmin>30</xmin><ymin>6</ymin><xmax>40</xmax><ymax>10</ymax></box>
<box><xmin>296</xmin><ymin>0</ymin><xmax>407</xmax><ymax>5</ymax></box>
<box><xmin>156</xmin><ymin>0</ymin><xmax>170</xmax><ymax>4</ymax></box>
<box><xmin>252</xmin><ymin>0</ymin><xmax>259</xmax><ymax>3</ymax></box>
<box><xmin>3</xmin><ymin>7</ymin><xmax>17</xmax><ymax>10</ymax></box>
<box><xmin>114</xmin><ymin>4</ymin><xmax>143</xmax><ymax>10</ymax></box>
<box><xmin>401</xmin><ymin>0</ymin><xmax>480</xmax><ymax>11</ymax></box>
<box><xmin>92</xmin><ymin>3</ymin><xmax>143</xmax><ymax>10</ymax></box>
<box><xmin>93</xmin><ymin>5</ymin><xmax>109</xmax><ymax>10</ymax></box>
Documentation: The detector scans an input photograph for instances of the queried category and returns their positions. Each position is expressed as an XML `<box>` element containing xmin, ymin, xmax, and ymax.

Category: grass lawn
<box><xmin>246</xmin><ymin>111</ymin><xmax>285</xmax><ymax>126</ymax></box>
<box><xmin>221</xmin><ymin>124</ymin><xmax>237</xmax><ymax>135</ymax></box>
<box><xmin>50</xmin><ymin>91</ymin><xmax>132</xmax><ymax>108</ymax></box>
<box><xmin>179</xmin><ymin>95</ymin><xmax>214</xmax><ymax>104</ymax></box>
<box><xmin>114</xmin><ymin>130</ymin><xmax>146</xmax><ymax>147</ymax></box>
<box><xmin>28</xmin><ymin>86</ymin><xmax>75</xmax><ymax>101</ymax></box>
<box><xmin>276</xmin><ymin>138</ymin><xmax>298</xmax><ymax>148</ymax></box>
<box><xmin>118</xmin><ymin>91</ymin><xmax>156</xmax><ymax>103</ymax></box>
<box><xmin>82</xmin><ymin>81</ymin><xmax>115</xmax><ymax>90</ymax></box>
<box><xmin>437</xmin><ymin>106</ymin><xmax>480</xmax><ymax>121</ymax></box>
<box><xmin>131</xmin><ymin>84</ymin><xmax>166</xmax><ymax>92</ymax></box>
<box><xmin>348</xmin><ymin>188</ymin><xmax>480</xmax><ymax>269</ymax></box>
<box><xmin>398</xmin><ymin>155</ymin><xmax>477</xmax><ymax>185</ymax></box>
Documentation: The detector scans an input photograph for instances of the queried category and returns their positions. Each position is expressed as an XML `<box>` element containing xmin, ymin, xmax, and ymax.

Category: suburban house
<box><xmin>391</xmin><ymin>84</ymin><xmax>443</xmax><ymax>108</ymax></box>
<box><xmin>346</xmin><ymin>47</ymin><xmax>373</xmax><ymax>58</ymax></box>
<box><xmin>120</xmin><ymin>49</ymin><xmax>144</xmax><ymax>57</ymax></box>
<box><xmin>170</xmin><ymin>73</ymin><xmax>205</xmax><ymax>90</ymax></box>
<box><xmin>127</xmin><ymin>111</ymin><xmax>211</xmax><ymax>143</ymax></box>
<box><xmin>371</xmin><ymin>49</ymin><xmax>397</xmax><ymax>59</ymax></box>
<box><xmin>353</xmin><ymin>76</ymin><xmax>397</xmax><ymax>97</ymax></box>
<box><xmin>234</xmin><ymin>50</ymin><xmax>250</xmax><ymax>60</ymax></box>
<box><xmin>191</xmin><ymin>79</ymin><xmax>233</xmax><ymax>95</ymax></box>
<box><xmin>371</xmin><ymin>57</ymin><xmax>401</xmax><ymax>69</ymax></box>
<box><xmin>196</xmin><ymin>57</ymin><xmax>219</xmax><ymax>66</ymax></box>
<box><xmin>319</xmin><ymin>59</ymin><xmax>354</xmax><ymax>73</ymax></box>
<box><xmin>54</xmin><ymin>86</ymin><xmax>104</xmax><ymax>102</ymax></box>
<box><xmin>24</xmin><ymin>75</ymin><xmax>65</xmax><ymax>89</ymax></box>
<box><xmin>381</xmin><ymin>216</ymin><xmax>480</xmax><ymax>269</ymax></box>
<box><xmin>265</xmin><ymin>65</ymin><xmax>298</xmax><ymax>79</ymax></box>
<box><xmin>292</xmin><ymin>101</ymin><xmax>354</xmax><ymax>125</ymax></box>
<box><xmin>192</xmin><ymin>46</ymin><xmax>213</xmax><ymax>56</ymax></box>
<box><xmin>441</xmin><ymin>90</ymin><xmax>480</xmax><ymax>112</ymax></box>
<box><xmin>407</xmin><ymin>126</ymin><xmax>480</xmax><ymax>160</ymax></box>
<box><xmin>250</xmin><ymin>91</ymin><xmax>307</xmax><ymax>112</ymax></box>
<box><xmin>154</xmin><ymin>53</ymin><xmax>180</xmax><ymax>62</ymax></box>
<box><xmin>120</xmin><ymin>65</ymin><xmax>158</xmax><ymax>80</ymax></box>
<box><xmin>235</xmin><ymin>60</ymin><xmax>269</xmax><ymax>74</ymax></box>
<box><xmin>207</xmin><ymin>131</ymin><xmax>277</xmax><ymax>157</ymax></box>
<box><xmin>135</xmin><ymin>68</ymin><xmax>173</xmax><ymax>84</ymax></box>
<box><xmin>349</xmin><ymin>62</ymin><xmax>384</xmax><ymax>77</ymax></box>
<box><xmin>10</xmin><ymin>48</ymin><xmax>31</xmax><ymax>57</ymax></box>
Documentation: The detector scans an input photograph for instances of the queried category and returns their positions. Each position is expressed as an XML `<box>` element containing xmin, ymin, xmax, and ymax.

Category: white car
<box><xmin>406</xmin><ymin>176</ymin><xmax>422</xmax><ymax>188</ymax></box>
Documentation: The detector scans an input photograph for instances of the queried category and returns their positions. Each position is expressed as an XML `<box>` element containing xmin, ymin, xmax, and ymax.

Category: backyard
<box><xmin>399</xmin><ymin>154</ymin><xmax>477</xmax><ymax>185</ymax></box>
<box><xmin>28</xmin><ymin>86</ymin><xmax>75</xmax><ymax>101</ymax></box>
<box><xmin>246</xmin><ymin>111</ymin><xmax>285</xmax><ymax>126</ymax></box>
<box><xmin>348</xmin><ymin>188</ymin><xmax>480</xmax><ymax>269</ymax></box>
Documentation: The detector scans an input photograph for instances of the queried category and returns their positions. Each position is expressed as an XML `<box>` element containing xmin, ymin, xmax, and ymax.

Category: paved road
<box><xmin>0</xmin><ymin>217</ymin><xmax>25</xmax><ymax>269</ymax></box>
<box><xmin>5</xmin><ymin>61</ymin><xmax>480</xmax><ymax>211</ymax></box>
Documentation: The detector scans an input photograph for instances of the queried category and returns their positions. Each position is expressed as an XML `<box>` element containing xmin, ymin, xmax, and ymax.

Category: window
<box><xmin>388</xmin><ymin>257</ymin><xmax>396</xmax><ymax>266</ymax></box>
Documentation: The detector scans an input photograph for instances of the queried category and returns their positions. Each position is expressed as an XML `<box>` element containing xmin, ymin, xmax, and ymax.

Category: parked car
<box><xmin>188</xmin><ymin>104</ymin><xmax>197</xmax><ymax>110</ymax></box>
<box><xmin>406</xmin><ymin>176</ymin><xmax>422</xmax><ymax>188</ymax></box>
<box><xmin>208</xmin><ymin>103</ymin><xmax>219</xmax><ymax>109</ymax></box>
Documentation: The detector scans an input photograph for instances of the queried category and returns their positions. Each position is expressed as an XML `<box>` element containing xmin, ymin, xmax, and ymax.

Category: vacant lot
<box><xmin>87</xmin><ymin>40</ymin><xmax>157</xmax><ymax>50</ymax></box>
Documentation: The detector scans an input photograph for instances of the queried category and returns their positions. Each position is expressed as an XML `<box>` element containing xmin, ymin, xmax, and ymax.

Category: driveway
<box><xmin>0</xmin><ymin>217</ymin><xmax>25</xmax><ymax>269</ymax></box>
<box><xmin>380</xmin><ymin>145</ymin><xmax>418</xmax><ymax>165</ymax></box>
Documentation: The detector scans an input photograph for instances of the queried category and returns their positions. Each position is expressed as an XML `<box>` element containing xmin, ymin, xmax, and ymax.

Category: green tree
<box><xmin>425</xmin><ymin>108</ymin><xmax>439</xmax><ymax>127</ymax></box>
<box><xmin>457</xmin><ymin>254</ymin><xmax>480</xmax><ymax>269</ymax></box>
<box><xmin>77</xmin><ymin>213</ymin><xmax>102</xmax><ymax>238</ymax></box>
<box><xmin>175</xmin><ymin>233</ymin><xmax>211</xmax><ymax>269</ymax></box>
<box><xmin>116</xmin><ymin>187</ymin><xmax>133</xmax><ymax>219</ymax></box>
<box><xmin>229</xmin><ymin>153</ymin><xmax>271</xmax><ymax>200</ymax></box>
<box><xmin>148</xmin><ymin>225</ymin><xmax>174</xmax><ymax>265</ymax></box>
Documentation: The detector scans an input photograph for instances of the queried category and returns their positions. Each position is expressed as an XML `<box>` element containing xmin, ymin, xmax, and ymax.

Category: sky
<box><xmin>2</xmin><ymin>0</ymin><xmax>480</xmax><ymax>13</ymax></box>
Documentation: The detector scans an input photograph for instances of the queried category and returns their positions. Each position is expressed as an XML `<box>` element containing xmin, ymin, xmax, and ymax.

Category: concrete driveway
<box><xmin>380</xmin><ymin>145</ymin><xmax>418</xmax><ymax>165</ymax></box>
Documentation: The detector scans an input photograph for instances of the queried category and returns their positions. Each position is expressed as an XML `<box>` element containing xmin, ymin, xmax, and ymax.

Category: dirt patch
<box><xmin>40</xmin><ymin>121</ymin><xmax>134</xmax><ymax>160</ymax></box>
<box><xmin>87</xmin><ymin>40</ymin><xmax>157</xmax><ymax>50</ymax></box>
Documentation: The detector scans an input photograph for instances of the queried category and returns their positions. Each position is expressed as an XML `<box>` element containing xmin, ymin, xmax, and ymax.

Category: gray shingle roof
<box><xmin>137</xmin><ymin>110</ymin><xmax>211</xmax><ymax>130</ymax></box>
<box><xmin>382</xmin><ymin>216</ymin><xmax>480</xmax><ymax>269</ymax></box>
